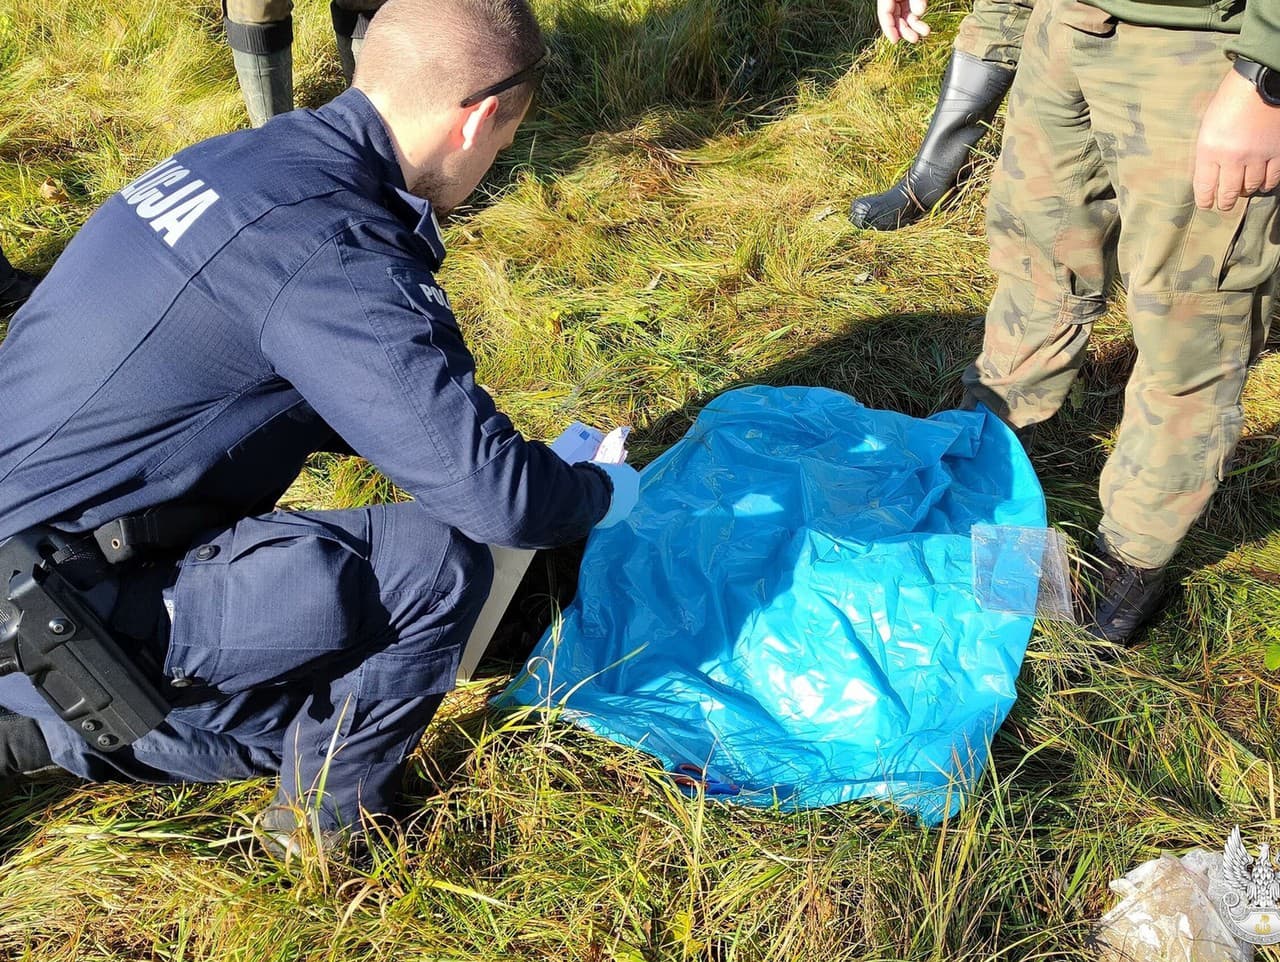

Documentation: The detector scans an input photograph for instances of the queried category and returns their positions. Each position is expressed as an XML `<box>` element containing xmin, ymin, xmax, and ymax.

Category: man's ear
<box><xmin>460</xmin><ymin>95</ymin><xmax>500</xmax><ymax>150</ymax></box>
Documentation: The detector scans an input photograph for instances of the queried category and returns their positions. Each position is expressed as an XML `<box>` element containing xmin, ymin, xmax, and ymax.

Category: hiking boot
<box><xmin>1012</xmin><ymin>422</ymin><xmax>1037</xmax><ymax>451</ymax></box>
<box><xmin>1083</xmin><ymin>547</ymin><xmax>1171</xmax><ymax>646</ymax></box>
<box><xmin>0</xmin><ymin>708</ymin><xmax>54</xmax><ymax>781</ymax></box>
<box><xmin>256</xmin><ymin>804</ymin><xmax>348</xmax><ymax>860</ymax></box>
<box><xmin>849</xmin><ymin>50</ymin><xmax>1015</xmax><ymax>231</ymax></box>
<box><xmin>0</xmin><ymin>247</ymin><xmax>39</xmax><ymax>318</ymax></box>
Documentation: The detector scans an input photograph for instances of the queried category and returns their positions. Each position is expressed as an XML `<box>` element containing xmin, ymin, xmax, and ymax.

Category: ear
<box><xmin>460</xmin><ymin>95</ymin><xmax>500</xmax><ymax>150</ymax></box>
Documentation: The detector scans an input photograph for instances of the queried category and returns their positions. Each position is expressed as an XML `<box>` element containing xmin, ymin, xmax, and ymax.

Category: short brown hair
<box><xmin>355</xmin><ymin>0</ymin><xmax>544</xmax><ymax>126</ymax></box>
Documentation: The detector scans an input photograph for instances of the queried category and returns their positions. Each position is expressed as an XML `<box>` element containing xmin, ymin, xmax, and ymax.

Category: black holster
<box><xmin>93</xmin><ymin>502</ymin><xmax>232</xmax><ymax>565</ymax></box>
<box><xmin>0</xmin><ymin>503</ymin><xmax>234</xmax><ymax>751</ymax></box>
<box><xmin>0</xmin><ymin>527</ymin><xmax>169</xmax><ymax>750</ymax></box>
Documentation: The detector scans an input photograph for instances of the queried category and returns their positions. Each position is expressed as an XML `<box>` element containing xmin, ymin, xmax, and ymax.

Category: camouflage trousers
<box><xmin>954</xmin><ymin>0</ymin><xmax>1035</xmax><ymax>71</ymax></box>
<box><xmin>225</xmin><ymin>0</ymin><xmax>385</xmax><ymax>27</ymax></box>
<box><xmin>962</xmin><ymin>0</ymin><xmax>1280</xmax><ymax>568</ymax></box>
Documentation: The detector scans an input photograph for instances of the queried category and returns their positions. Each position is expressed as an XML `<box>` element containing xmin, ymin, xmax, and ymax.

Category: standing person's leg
<box><xmin>223</xmin><ymin>0</ymin><xmax>294</xmax><ymax>127</ymax></box>
<box><xmin>961</xmin><ymin>0</ymin><xmax>1117</xmax><ymax>430</ymax></box>
<box><xmin>331</xmin><ymin>0</ymin><xmax>388</xmax><ymax>84</ymax></box>
<box><xmin>953</xmin><ymin>0</ymin><xmax>1034</xmax><ymax>70</ymax></box>
<box><xmin>1</xmin><ymin>503</ymin><xmax>493</xmax><ymax>840</ymax></box>
<box><xmin>849</xmin><ymin>0</ymin><xmax>1034</xmax><ymax>231</ymax></box>
<box><xmin>1081</xmin><ymin>21</ymin><xmax>1279</xmax><ymax>638</ymax></box>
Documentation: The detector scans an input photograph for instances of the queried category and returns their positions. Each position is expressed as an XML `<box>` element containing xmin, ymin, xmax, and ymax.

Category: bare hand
<box><xmin>1193</xmin><ymin>68</ymin><xmax>1280</xmax><ymax>211</ymax></box>
<box><xmin>878</xmin><ymin>0</ymin><xmax>931</xmax><ymax>43</ymax></box>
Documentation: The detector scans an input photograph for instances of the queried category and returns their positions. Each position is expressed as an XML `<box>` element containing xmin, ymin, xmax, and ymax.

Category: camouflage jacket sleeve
<box><xmin>1228</xmin><ymin>0</ymin><xmax>1280</xmax><ymax>71</ymax></box>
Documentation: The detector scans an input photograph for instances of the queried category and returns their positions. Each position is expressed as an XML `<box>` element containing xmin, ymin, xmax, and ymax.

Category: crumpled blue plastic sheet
<box><xmin>500</xmin><ymin>386</ymin><xmax>1046</xmax><ymax>823</ymax></box>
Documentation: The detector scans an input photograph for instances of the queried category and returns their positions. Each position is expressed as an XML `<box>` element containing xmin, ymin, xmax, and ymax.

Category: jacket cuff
<box><xmin>578</xmin><ymin>461</ymin><xmax>616</xmax><ymax>527</ymax></box>
<box><xmin>1227</xmin><ymin>5</ymin><xmax>1280</xmax><ymax>73</ymax></box>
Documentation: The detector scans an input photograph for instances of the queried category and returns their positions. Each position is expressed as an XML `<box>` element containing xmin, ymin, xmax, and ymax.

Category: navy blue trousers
<box><xmin>0</xmin><ymin>504</ymin><xmax>493</xmax><ymax>831</ymax></box>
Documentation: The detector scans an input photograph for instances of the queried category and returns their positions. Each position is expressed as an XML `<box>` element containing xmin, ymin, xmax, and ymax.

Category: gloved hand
<box><xmin>592</xmin><ymin>461</ymin><xmax>640</xmax><ymax>528</ymax></box>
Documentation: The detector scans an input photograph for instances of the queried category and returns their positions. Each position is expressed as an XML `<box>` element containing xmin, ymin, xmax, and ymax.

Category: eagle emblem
<box><xmin>1209</xmin><ymin>826</ymin><xmax>1280</xmax><ymax>945</ymax></box>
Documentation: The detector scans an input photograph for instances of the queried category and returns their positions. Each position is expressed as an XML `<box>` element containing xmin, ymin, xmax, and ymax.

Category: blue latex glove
<box><xmin>592</xmin><ymin>461</ymin><xmax>640</xmax><ymax>528</ymax></box>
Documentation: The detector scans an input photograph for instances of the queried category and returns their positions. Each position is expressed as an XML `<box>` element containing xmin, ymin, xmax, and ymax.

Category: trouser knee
<box><xmin>370</xmin><ymin>505</ymin><xmax>494</xmax><ymax>648</ymax></box>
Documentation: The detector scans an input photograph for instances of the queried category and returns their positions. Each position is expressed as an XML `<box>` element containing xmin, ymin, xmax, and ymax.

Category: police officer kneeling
<box><xmin>0</xmin><ymin>0</ymin><xmax>638</xmax><ymax>850</ymax></box>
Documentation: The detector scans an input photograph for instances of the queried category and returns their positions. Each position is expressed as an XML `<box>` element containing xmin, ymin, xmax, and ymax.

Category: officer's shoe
<box><xmin>849</xmin><ymin>50</ymin><xmax>1015</xmax><ymax>231</ymax></box>
<box><xmin>0</xmin><ymin>267</ymin><xmax>39</xmax><ymax>318</ymax></box>
<box><xmin>1084</xmin><ymin>547</ymin><xmax>1171</xmax><ymax>647</ymax></box>
<box><xmin>256</xmin><ymin>804</ymin><xmax>348</xmax><ymax>861</ymax></box>
<box><xmin>0</xmin><ymin>708</ymin><xmax>55</xmax><ymax>782</ymax></box>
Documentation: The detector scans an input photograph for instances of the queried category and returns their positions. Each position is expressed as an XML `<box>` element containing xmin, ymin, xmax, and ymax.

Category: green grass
<box><xmin>3</xmin><ymin>0</ymin><xmax>1280</xmax><ymax>959</ymax></box>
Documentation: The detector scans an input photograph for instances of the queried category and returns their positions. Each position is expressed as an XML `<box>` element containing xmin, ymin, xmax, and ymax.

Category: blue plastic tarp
<box><xmin>501</xmin><ymin>386</ymin><xmax>1045</xmax><ymax>822</ymax></box>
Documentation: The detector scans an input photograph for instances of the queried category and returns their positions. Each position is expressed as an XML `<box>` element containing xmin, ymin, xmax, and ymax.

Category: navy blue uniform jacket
<box><xmin>0</xmin><ymin>89</ymin><xmax>611</xmax><ymax>545</ymax></box>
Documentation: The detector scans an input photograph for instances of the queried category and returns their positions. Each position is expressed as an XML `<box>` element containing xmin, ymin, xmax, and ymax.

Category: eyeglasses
<box><xmin>459</xmin><ymin>49</ymin><xmax>550</xmax><ymax>108</ymax></box>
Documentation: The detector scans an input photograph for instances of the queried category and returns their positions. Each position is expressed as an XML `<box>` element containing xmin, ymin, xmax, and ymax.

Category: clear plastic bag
<box><xmin>1094</xmin><ymin>851</ymin><xmax>1255</xmax><ymax>962</ymax></box>
<box><xmin>971</xmin><ymin>523</ymin><xmax>1076</xmax><ymax>623</ymax></box>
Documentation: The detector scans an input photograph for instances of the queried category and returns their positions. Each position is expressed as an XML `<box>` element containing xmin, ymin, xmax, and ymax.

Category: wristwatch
<box><xmin>1234</xmin><ymin>56</ymin><xmax>1280</xmax><ymax>107</ymax></box>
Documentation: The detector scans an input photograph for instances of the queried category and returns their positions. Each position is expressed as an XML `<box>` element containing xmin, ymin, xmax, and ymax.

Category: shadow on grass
<box><xmin>508</xmin><ymin>0</ymin><xmax>883</xmax><ymax>174</ymax></box>
<box><xmin>299</xmin><ymin>0</ymin><xmax>885</xmax><ymax>207</ymax></box>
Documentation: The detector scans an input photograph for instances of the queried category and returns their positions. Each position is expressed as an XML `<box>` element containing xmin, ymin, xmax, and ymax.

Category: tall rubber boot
<box><xmin>850</xmin><ymin>50</ymin><xmax>1015</xmax><ymax>231</ymax></box>
<box><xmin>225</xmin><ymin>16</ymin><xmax>294</xmax><ymax>127</ymax></box>
<box><xmin>331</xmin><ymin>4</ymin><xmax>376</xmax><ymax>85</ymax></box>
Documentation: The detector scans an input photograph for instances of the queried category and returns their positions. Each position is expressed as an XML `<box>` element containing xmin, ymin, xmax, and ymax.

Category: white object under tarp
<box><xmin>455</xmin><ymin>423</ymin><xmax>630</xmax><ymax>681</ymax></box>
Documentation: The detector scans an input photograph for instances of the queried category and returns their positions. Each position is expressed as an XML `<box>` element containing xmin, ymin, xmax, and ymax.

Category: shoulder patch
<box><xmin>382</xmin><ymin>268</ymin><xmax>512</xmax><ymax>441</ymax></box>
<box><xmin>388</xmin><ymin>268</ymin><xmax>453</xmax><ymax>317</ymax></box>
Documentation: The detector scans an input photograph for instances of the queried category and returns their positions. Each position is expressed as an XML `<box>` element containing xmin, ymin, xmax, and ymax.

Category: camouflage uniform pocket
<box><xmin>1218</xmin><ymin>194</ymin><xmax>1280</xmax><ymax>294</ymax></box>
<box><xmin>1058</xmin><ymin>0</ymin><xmax>1115</xmax><ymax>36</ymax></box>
<box><xmin>1057</xmin><ymin>291</ymin><xmax>1106</xmax><ymax>325</ymax></box>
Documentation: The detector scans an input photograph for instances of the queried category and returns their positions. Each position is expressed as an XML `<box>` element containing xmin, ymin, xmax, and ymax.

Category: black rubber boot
<box><xmin>331</xmin><ymin>4</ymin><xmax>375</xmax><ymax>85</ymax></box>
<box><xmin>1084</xmin><ymin>545</ymin><xmax>1171</xmax><ymax>646</ymax></box>
<box><xmin>225</xmin><ymin>17</ymin><xmax>294</xmax><ymax>127</ymax></box>
<box><xmin>0</xmin><ymin>245</ymin><xmax>39</xmax><ymax>318</ymax></box>
<box><xmin>0</xmin><ymin>708</ymin><xmax>53</xmax><ymax>779</ymax></box>
<box><xmin>850</xmin><ymin>50</ymin><xmax>1015</xmax><ymax>231</ymax></box>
